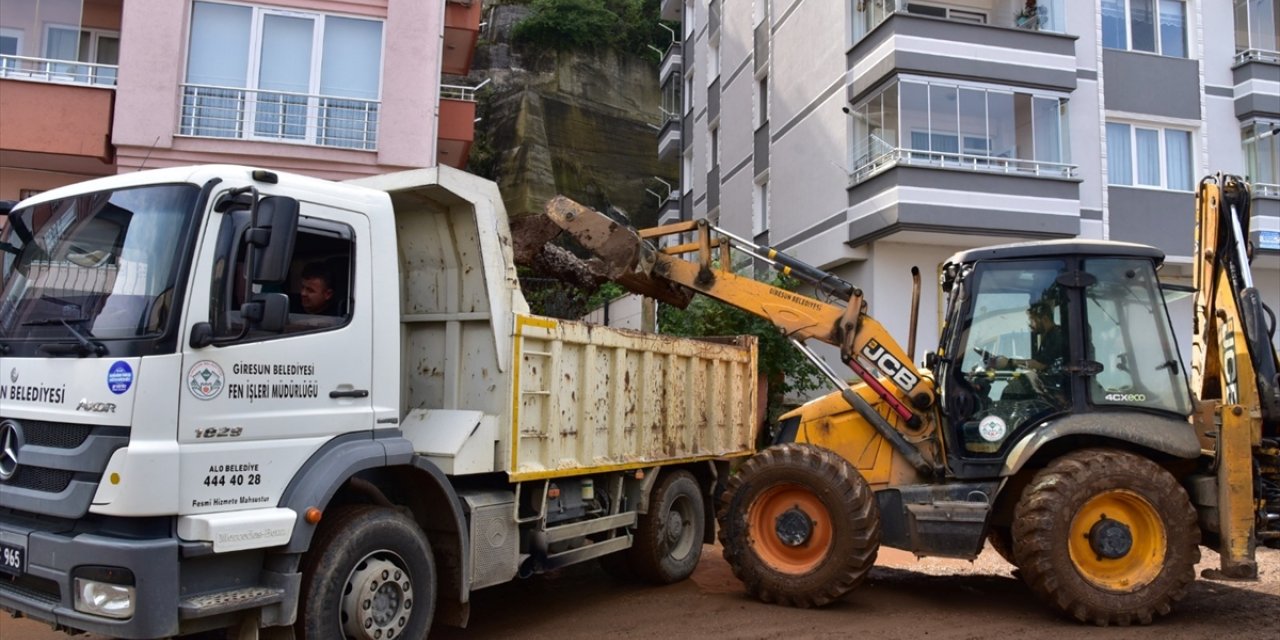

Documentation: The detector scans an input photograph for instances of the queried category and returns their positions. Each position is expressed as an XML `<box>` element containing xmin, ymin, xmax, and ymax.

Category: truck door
<box><xmin>178</xmin><ymin>196</ymin><xmax>372</xmax><ymax>513</ymax></box>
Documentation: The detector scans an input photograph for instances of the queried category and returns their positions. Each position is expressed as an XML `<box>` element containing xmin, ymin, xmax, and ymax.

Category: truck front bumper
<box><xmin>0</xmin><ymin>517</ymin><xmax>181</xmax><ymax>639</ymax></box>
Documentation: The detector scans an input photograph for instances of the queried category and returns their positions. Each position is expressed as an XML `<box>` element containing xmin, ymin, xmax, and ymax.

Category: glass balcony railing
<box><xmin>853</xmin><ymin>0</ymin><xmax>1067</xmax><ymax>43</ymax></box>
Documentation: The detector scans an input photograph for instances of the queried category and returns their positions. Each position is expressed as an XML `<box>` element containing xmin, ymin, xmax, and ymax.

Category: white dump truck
<box><xmin>0</xmin><ymin>165</ymin><xmax>758</xmax><ymax>639</ymax></box>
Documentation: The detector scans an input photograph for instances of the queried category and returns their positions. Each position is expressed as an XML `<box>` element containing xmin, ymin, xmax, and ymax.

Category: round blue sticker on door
<box><xmin>107</xmin><ymin>361</ymin><xmax>134</xmax><ymax>395</ymax></box>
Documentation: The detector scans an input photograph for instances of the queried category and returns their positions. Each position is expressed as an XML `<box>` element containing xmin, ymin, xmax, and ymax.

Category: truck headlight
<box><xmin>73</xmin><ymin>567</ymin><xmax>135</xmax><ymax>619</ymax></box>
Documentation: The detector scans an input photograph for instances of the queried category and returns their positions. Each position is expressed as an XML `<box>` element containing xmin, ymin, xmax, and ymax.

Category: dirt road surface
<box><xmin>4</xmin><ymin>543</ymin><xmax>1276</xmax><ymax>640</ymax></box>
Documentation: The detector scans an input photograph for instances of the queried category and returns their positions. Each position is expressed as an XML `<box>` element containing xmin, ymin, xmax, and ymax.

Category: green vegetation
<box><xmin>521</xmin><ymin>269</ymin><xmax>625</xmax><ymax>320</ymax></box>
<box><xmin>512</xmin><ymin>0</ymin><xmax>675</xmax><ymax>62</ymax></box>
<box><xmin>658</xmin><ymin>275</ymin><xmax>826</xmax><ymax>423</ymax></box>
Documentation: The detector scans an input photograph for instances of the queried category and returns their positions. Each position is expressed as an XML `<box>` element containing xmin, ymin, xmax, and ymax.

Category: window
<box><xmin>753</xmin><ymin>179</ymin><xmax>769</xmax><ymax>236</ymax></box>
<box><xmin>1235</xmin><ymin>0</ymin><xmax>1280</xmax><ymax>57</ymax></box>
<box><xmin>756</xmin><ymin>75</ymin><xmax>769</xmax><ymax>129</ymax></box>
<box><xmin>1103</xmin><ymin>0</ymin><xmax>1187</xmax><ymax>57</ymax></box>
<box><xmin>0</xmin><ymin>28</ymin><xmax>21</xmax><ymax>72</ymax></box>
<box><xmin>709</xmin><ymin>34</ymin><xmax>720</xmax><ymax>83</ymax></box>
<box><xmin>682</xmin><ymin>149</ymin><xmax>693</xmax><ymax>195</ymax></box>
<box><xmin>181</xmin><ymin>1</ymin><xmax>383</xmax><ymax>150</ymax></box>
<box><xmin>710</xmin><ymin>125</ymin><xmax>719</xmax><ymax>168</ymax></box>
<box><xmin>849</xmin><ymin>77</ymin><xmax>1070</xmax><ymax>180</ymax></box>
<box><xmin>211</xmin><ymin>212</ymin><xmax>354</xmax><ymax>340</ymax></box>
<box><xmin>1106</xmin><ymin>122</ymin><xmax>1193</xmax><ymax>190</ymax></box>
<box><xmin>1242</xmin><ymin>121</ymin><xmax>1279</xmax><ymax>186</ymax></box>
<box><xmin>1085</xmin><ymin>258</ymin><xmax>1191</xmax><ymax>416</ymax></box>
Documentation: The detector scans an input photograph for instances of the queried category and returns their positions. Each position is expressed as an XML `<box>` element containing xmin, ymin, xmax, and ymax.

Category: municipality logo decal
<box><xmin>188</xmin><ymin>361</ymin><xmax>225</xmax><ymax>400</ymax></box>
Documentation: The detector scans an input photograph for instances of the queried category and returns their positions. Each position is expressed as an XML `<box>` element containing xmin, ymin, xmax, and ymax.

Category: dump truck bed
<box><xmin>510</xmin><ymin>315</ymin><xmax>757</xmax><ymax>480</ymax></box>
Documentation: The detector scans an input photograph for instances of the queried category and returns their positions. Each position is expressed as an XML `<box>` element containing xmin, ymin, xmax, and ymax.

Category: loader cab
<box><xmin>935</xmin><ymin>241</ymin><xmax>1192</xmax><ymax>477</ymax></box>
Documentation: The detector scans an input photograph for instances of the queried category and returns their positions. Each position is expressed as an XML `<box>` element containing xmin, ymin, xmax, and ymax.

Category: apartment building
<box><xmin>658</xmin><ymin>0</ymin><xmax>1280</xmax><ymax>359</ymax></box>
<box><xmin>0</xmin><ymin>0</ymin><xmax>483</xmax><ymax>200</ymax></box>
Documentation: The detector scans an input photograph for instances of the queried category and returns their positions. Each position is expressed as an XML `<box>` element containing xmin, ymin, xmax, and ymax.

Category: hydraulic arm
<box><xmin>1190</xmin><ymin>174</ymin><xmax>1280</xmax><ymax>576</ymax></box>
<box><xmin>544</xmin><ymin>197</ymin><xmax>937</xmax><ymax>471</ymax></box>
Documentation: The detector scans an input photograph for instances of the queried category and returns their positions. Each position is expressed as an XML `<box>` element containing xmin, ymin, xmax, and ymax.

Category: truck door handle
<box><xmin>329</xmin><ymin>389</ymin><xmax>370</xmax><ymax>399</ymax></box>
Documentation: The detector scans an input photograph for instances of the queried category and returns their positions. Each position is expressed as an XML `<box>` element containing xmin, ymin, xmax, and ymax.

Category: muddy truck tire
<box><xmin>718</xmin><ymin>443</ymin><xmax>880</xmax><ymax>608</ymax></box>
<box><xmin>1012</xmin><ymin>448</ymin><xmax>1199</xmax><ymax>626</ymax></box>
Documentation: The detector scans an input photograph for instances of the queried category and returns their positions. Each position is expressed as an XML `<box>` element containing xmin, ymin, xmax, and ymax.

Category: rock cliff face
<box><xmin>471</xmin><ymin>4</ymin><xmax>675</xmax><ymax>230</ymax></box>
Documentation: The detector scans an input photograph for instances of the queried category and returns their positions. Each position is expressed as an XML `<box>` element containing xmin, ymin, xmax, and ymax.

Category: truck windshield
<box><xmin>0</xmin><ymin>184</ymin><xmax>200</xmax><ymax>342</ymax></box>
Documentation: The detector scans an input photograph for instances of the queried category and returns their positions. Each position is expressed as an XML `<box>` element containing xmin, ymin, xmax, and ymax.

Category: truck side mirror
<box><xmin>241</xmin><ymin>292</ymin><xmax>290</xmax><ymax>332</ymax></box>
<box><xmin>247</xmin><ymin>196</ymin><xmax>298</xmax><ymax>284</ymax></box>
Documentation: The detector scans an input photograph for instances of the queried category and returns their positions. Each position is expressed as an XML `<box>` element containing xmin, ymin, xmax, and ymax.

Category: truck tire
<box><xmin>297</xmin><ymin>505</ymin><xmax>436</xmax><ymax>640</ymax></box>
<box><xmin>1012</xmin><ymin>448</ymin><xmax>1199</xmax><ymax>626</ymax></box>
<box><xmin>718</xmin><ymin>444</ymin><xmax>880</xmax><ymax>608</ymax></box>
<box><xmin>630</xmin><ymin>470</ymin><xmax>705</xmax><ymax>584</ymax></box>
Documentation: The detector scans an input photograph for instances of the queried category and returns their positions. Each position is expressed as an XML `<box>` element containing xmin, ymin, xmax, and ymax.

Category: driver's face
<box><xmin>300</xmin><ymin>277</ymin><xmax>333</xmax><ymax>314</ymax></box>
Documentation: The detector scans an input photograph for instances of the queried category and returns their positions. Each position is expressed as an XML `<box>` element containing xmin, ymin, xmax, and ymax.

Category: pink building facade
<box><xmin>0</xmin><ymin>0</ymin><xmax>481</xmax><ymax>201</ymax></box>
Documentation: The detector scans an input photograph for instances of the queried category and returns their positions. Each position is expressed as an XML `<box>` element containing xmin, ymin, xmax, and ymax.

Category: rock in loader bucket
<box><xmin>544</xmin><ymin>196</ymin><xmax>694</xmax><ymax>307</ymax></box>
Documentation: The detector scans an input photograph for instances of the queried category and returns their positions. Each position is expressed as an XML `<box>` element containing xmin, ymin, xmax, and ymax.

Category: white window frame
<box><xmin>904</xmin><ymin>2</ymin><xmax>988</xmax><ymax>24</ymax></box>
<box><xmin>1105</xmin><ymin>120</ymin><xmax>1196</xmax><ymax>191</ymax></box>
<box><xmin>0</xmin><ymin>27</ymin><xmax>23</xmax><ymax>71</ymax></box>
<box><xmin>755</xmin><ymin>74</ymin><xmax>769</xmax><ymax>130</ymax></box>
<box><xmin>1102</xmin><ymin>0</ymin><xmax>1189</xmax><ymax>58</ymax></box>
<box><xmin>753</xmin><ymin>174</ymin><xmax>770</xmax><ymax>236</ymax></box>
<box><xmin>185</xmin><ymin>2</ymin><xmax>385</xmax><ymax>146</ymax></box>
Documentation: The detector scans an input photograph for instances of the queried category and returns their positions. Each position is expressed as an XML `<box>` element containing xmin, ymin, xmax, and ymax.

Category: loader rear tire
<box><xmin>1012</xmin><ymin>448</ymin><xmax>1199</xmax><ymax>626</ymax></box>
<box><xmin>718</xmin><ymin>444</ymin><xmax>879</xmax><ymax>608</ymax></box>
<box><xmin>630</xmin><ymin>470</ymin><xmax>705</xmax><ymax>584</ymax></box>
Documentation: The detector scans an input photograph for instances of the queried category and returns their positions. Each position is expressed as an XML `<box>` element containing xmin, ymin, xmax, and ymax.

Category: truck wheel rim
<box><xmin>341</xmin><ymin>552</ymin><xmax>413</xmax><ymax>640</ymax></box>
<box><xmin>1068</xmin><ymin>489</ymin><xmax>1166</xmax><ymax>591</ymax></box>
<box><xmin>747</xmin><ymin>483</ymin><xmax>833</xmax><ymax>574</ymax></box>
<box><xmin>665</xmin><ymin>494</ymin><xmax>697</xmax><ymax>560</ymax></box>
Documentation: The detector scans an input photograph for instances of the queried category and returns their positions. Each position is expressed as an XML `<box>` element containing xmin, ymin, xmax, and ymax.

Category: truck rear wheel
<box><xmin>718</xmin><ymin>444</ymin><xmax>879</xmax><ymax>608</ymax></box>
<box><xmin>298</xmin><ymin>505</ymin><xmax>436</xmax><ymax>640</ymax></box>
<box><xmin>630</xmin><ymin>470</ymin><xmax>705</xmax><ymax>584</ymax></box>
<box><xmin>1012</xmin><ymin>448</ymin><xmax>1199</xmax><ymax>626</ymax></box>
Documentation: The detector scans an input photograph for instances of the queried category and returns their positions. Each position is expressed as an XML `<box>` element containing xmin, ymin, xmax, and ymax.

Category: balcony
<box><xmin>438</xmin><ymin>83</ymin><xmax>480</xmax><ymax>169</ymax></box>
<box><xmin>1231</xmin><ymin>54</ymin><xmax>1280</xmax><ymax>121</ymax></box>
<box><xmin>0</xmin><ymin>57</ymin><xmax>117</xmax><ymax>162</ymax></box>
<box><xmin>854</xmin><ymin>0</ymin><xmax>1068</xmax><ymax>40</ymax></box>
<box><xmin>658</xmin><ymin>114</ymin><xmax>681</xmax><ymax>161</ymax></box>
<box><xmin>847</xmin><ymin>2</ymin><xmax>1077</xmax><ymax>102</ymax></box>
<box><xmin>443</xmin><ymin>0</ymin><xmax>483</xmax><ymax>76</ymax></box>
<box><xmin>178</xmin><ymin>84</ymin><xmax>379</xmax><ymax>151</ymax></box>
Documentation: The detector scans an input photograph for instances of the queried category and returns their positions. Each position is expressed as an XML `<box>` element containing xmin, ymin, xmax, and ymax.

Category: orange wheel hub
<box><xmin>747</xmin><ymin>483</ymin><xmax>834</xmax><ymax>574</ymax></box>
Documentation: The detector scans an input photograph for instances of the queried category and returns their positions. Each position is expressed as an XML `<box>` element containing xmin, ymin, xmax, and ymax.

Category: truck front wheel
<box><xmin>1012</xmin><ymin>448</ymin><xmax>1199</xmax><ymax>626</ymax></box>
<box><xmin>718</xmin><ymin>444</ymin><xmax>880</xmax><ymax>608</ymax></box>
<box><xmin>298</xmin><ymin>505</ymin><xmax>436</xmax><ymax>640</ymax></box>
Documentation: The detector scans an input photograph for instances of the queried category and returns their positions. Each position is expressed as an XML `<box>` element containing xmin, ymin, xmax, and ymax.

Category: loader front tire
<box><xmin>718</xmin><ymin>444</ymin><xmax>879</xmax><ymax>608</ymax></box>
<box><xmin>1012</xmin><ymin>448</ymin><xmax>1199</xmax><ymax>626</ymax></box>
<box><xmin>298</xmin><ymin>505</ymin><xmax>436</xmax><ymax>640</ymax></box>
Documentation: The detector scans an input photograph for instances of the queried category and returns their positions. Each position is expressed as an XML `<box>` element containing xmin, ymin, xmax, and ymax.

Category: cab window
<box><xmin>210</xmin><ymin>213</ymin><xmax>354</xmax><ymax>340</ymax></box>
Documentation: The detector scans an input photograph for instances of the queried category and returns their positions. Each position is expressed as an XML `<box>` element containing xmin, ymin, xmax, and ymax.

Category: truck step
<box><xmin>179</xmin><ymin>587</ymin><xmax>285</xmax><ymax>620</ymax></box>
<box><xmin>544</xmin><ymin>511</ymin><xmax>636</xmax><ymax>544</ymax></box>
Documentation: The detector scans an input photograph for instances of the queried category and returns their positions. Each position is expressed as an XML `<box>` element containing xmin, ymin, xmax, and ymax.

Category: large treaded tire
<box><xmin>988</xmin><ymin>525</ymin><xmax>1016</xmax><ymax>566</ymax></box>
<box><xmin>297</xmin><ymin>505</ymin><xmax>436</xmax><ymax>640</ymax></box>
<box><xmin>717</xmin><ymin>443</ymin><xmax>880</xmax><ymax>608</ymax></box>
<box><xmin>1012</xmin><ymin>448</ymin><xmax>1199</xmax><ymax>626</ymax></box>
<box><xmin>630</xmin><ymin>470</ymin><xmax>705</xmax><ymax>584</ymax></box>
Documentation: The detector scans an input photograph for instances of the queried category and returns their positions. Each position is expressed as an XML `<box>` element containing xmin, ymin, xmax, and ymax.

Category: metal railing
<box><xmin>850</xmin><ymin>144</ymin><xmax>1077</xmax><ymax>184</ymax></box>
<box><xmin>1255</xmin><ymin>183</ymin><xmax>1280</xmax><ymax>198</ymax></box>
<box><xmin>440</xmin><ymin>79</ymin><xmax>490</xmax><ymax>102</ymax></box>
<box><xmin>178</xmin><ymin>83</ymin><xmax>379</xmax><ymax>150</ymax></box>
<box><xmin>1236</xmin><ymin>49</ymin><xmax>1280</xmax><ymax>65</ymax></box>
<box><xmin>0</xmin><ymin>55</ymin><xmax>118</xmax><ymax>87</ymax></box>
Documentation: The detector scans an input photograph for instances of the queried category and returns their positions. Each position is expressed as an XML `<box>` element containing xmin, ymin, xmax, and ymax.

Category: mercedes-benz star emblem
<box><xmin>0</xmin><ymin>421</ymin><xmax>21</xmax><ymax>482</ymax></box>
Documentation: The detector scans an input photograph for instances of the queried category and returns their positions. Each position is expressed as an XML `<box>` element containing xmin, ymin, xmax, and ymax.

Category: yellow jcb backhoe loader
<box><xmin>542</xmin><ymin>171</ymin><xmax>1278</xmax><ymax>626</ymax></box>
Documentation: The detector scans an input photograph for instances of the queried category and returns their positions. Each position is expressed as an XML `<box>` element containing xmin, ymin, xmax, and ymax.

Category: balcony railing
<box><xmin>178</xmin><ymin>83</ymin><xmax>379</xmax><ymax>150</ymax></box>
<box><xmin>440</xmin><ymin>83</ymin><xmax>482</xmax><ymax>102</ymax></box>
<box><xmin>1236</xmin><ymin>49</ymin><xmax>1280</xmax><ymax>65</ymax></box>
<box><xmin>0</xmin><ymin>55</ymin><xmax>118</xmax><ymax>87</ymax></box>
<box><xmin>1256</xmin><ymin>183</ymin><xmax>1280</xmax><ymax>198</ymax></box>
<box><xmin>850</xmin><ymin>141</ymin><xmax>1077</xmax><ymax>185</ymax></box>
